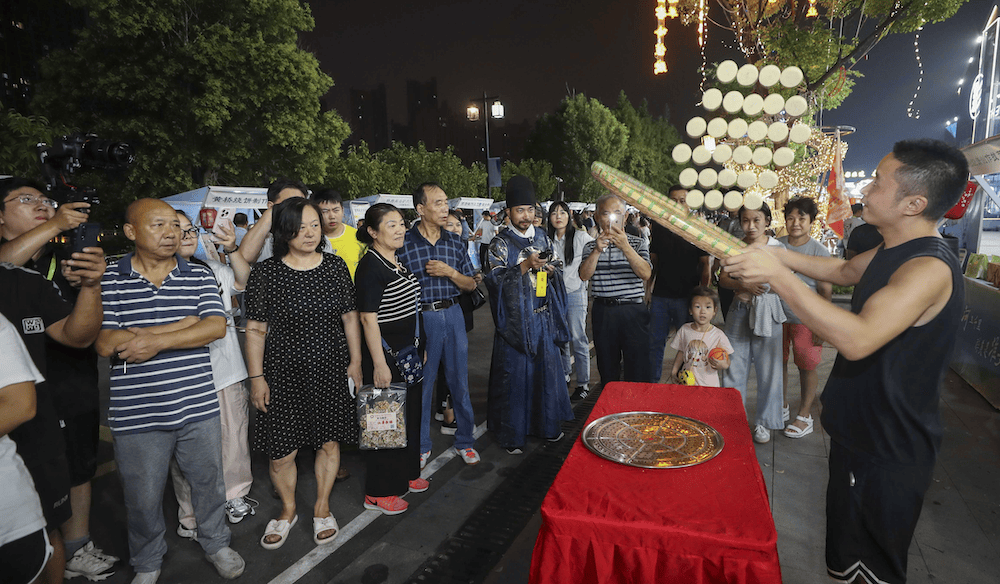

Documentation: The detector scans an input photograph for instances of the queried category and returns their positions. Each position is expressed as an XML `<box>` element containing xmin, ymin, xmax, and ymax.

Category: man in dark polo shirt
<box><xmin>0</xmin><ymin>178</ymin><xmax>106</xmax><ymax>584</ymax></box>
<box><xmin>0</xmin><ymin>176</ymin><xmax>119</xmax><ymax>580</ymax></box>
<box><xmin>724</xmin><ymin>139</ymin><xmax>968</xmax><ymax>584</ymax></box>
<box><xmin>579</xmin><ymin>193</ymin><xmax>653</xmax><ymax>385</ymax></box>
<box><xmin>647</xmin><ymin>185</ymin><xmax>711</xmax><ymax>382</ymax></box>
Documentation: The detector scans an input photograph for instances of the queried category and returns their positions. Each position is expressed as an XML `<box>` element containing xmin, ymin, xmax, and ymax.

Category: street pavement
<box><xmin>79</xmin><ymin>292</ymin><xmax>1000</xmax><ymax>584</ymax></box>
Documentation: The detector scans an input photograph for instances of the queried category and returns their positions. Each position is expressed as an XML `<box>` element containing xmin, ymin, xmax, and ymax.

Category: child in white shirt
<box><xmin>670</xmin><ymin>286</ymin><xmax>734</xmax><ymax>387</ymax></box>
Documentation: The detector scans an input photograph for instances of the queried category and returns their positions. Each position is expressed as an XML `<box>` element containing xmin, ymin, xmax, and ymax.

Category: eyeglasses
<box><xmin>181</xmin><ymin>227</ymin><xmax>199</xmax><ymax>239</ymax></box>
<box><xmin>4</xmin><ymin>195</ymin><xmax>58</xmax><ymax>208</ymax></box>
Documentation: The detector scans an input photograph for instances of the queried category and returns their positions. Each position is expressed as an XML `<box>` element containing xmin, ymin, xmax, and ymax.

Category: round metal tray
<box><xmin>581</xmin><ymin>411</ymin><xmax>724</xmax><ymax>468</ymax></box>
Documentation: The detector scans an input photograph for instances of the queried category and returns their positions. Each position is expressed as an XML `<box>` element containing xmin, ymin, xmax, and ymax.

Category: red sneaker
<box><xmin>364</xmin><ymin>495</ymin><xmax>408</xmax><ymax>515</ymax></box>
<box><xmin>408</xmin><ymin>478</ymin><xmax>430</xmax><ymax>493</ymax></box>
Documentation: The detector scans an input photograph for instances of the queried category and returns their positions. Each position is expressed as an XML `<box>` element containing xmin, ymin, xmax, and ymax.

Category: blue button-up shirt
<box><xmin>398</xmin><ymin>225</ymin><xmax>473</xmax><ymax>303</ymax></box>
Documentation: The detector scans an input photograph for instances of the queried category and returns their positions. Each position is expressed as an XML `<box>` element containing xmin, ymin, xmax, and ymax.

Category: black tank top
<box><xmin>820</xmin><ymin>237</ymin><xmax>963</xmax><ymax>466</ymax></box>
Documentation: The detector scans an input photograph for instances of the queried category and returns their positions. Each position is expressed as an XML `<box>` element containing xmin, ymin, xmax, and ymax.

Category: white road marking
<box><xmin>267</xmin><ymin>421</ymin><xmax>488</xmax><ymax>584</ymax></box>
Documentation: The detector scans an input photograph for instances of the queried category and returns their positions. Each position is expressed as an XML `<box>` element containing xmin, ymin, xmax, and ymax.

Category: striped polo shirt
<box><xmin>101</xmin><ymin>253</ymin><xmax>226</xmax><ymax>435</ymax></box>
<box><xmin>582</xmin><ymin>233</ymin><xmax>650</xmax><ymax>300</ymax></box>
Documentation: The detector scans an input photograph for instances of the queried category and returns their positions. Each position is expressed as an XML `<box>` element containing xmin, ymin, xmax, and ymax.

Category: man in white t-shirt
<box><xmin>474</xmin><ymin>211</ymin><xmax>497</xmax><ymax>271</ymax></box>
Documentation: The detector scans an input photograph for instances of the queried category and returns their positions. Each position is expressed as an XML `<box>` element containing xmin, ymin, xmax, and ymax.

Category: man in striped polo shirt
<box><xmin>580</xmin><ymin>194</ymin><xmax>653</xmax><ymax>385</ymax></box>
<box><xmin>95</xmin><ymin>199</ymin><xmax>244</xmax><ymax>584</ymax></box>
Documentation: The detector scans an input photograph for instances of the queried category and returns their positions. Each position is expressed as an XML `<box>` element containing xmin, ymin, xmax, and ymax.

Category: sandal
<box><xmin>784</xmin><ymin>415</ymin><xmax>814</xmax><ymax>439</ymax></box>
<box><xmin>313</xmin><ymin>514</ymin><xmax>339</xmax><ymax>545</ymax></box>
<box><xmin>260</xmin><ymin>515</ymin><xmax>297</xmax><ymax>550</ymax></box>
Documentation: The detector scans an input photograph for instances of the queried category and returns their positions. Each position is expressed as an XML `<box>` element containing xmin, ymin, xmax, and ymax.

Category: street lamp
<box><xmin>468</xmin><ymin>92</ymin><xmax>503</xmax><ymax>197</ymax></box>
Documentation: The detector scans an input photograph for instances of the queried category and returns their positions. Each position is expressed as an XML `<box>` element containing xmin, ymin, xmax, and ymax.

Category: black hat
<box><xmin>506</xmin><ymin>175</ymin><xmax>536</xmax><ymax>209</ymax></box>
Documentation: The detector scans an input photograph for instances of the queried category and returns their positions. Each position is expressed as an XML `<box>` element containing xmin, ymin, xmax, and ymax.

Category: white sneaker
<box><xmin>206</xmin><ymin>546</ymin><xmax>245</xmax><ymax>579</ymax></box>
<box><xmin>753</xmin><ymin>424</ymin><xmax>771</xmax><ymax>444</ymax></box>
<box><xmin>225</xmin><ymin>496</ymin><xmax>258</xmax><ymax>524</ymax></box>
<box><xmin>83</xmin><ymin>542</ymin><xmax>120</xmax><ymax>565</ymax></box>
<box><xmin>130</xmin><ymin>570</ymin><xmax>160</xmax><ymax>584</ymax></box>
<box><xmin>65</xmin><ymin>542</ymin><xmax>115</xmax><ymax>581</ymax></box>
<box><xmin>420</xmin><ymin>450</ymin><xmax>431</xmax><ymax>469</ymax></box>
<box><xmin>176</xmin><ymin>523</ymin><xmax>198</xmax><ymax>540</ymax></box>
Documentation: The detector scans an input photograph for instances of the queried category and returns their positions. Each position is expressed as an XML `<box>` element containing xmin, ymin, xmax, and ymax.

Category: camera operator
<box><xmin>0</xmin><ymin>177</ymin><xmax>117</xmax><ymax>582</ymax></box>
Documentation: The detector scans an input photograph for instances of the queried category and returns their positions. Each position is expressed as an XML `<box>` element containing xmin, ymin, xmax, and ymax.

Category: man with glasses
<box><xmin>0</xmin><ymin>177</ymin><xmax>119</xmax><ymax>582</ymax></box>
<box><xmin>0</xmin><ymin>177</ymin><xmax>113</xmax><ymax>583</ymax></box>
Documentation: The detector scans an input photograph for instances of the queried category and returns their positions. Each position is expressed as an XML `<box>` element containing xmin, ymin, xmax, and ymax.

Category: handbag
<box><xmin>468</xmin><ymin>286</ymin><xmax>487</xmax><ymax>311</ymax></box>
<box><xmin>357</xmin><ymin>382</ymin><xmax>407</xmax><ymax>450</ymax></box>
<box><xmin>381</xmin><ymin>296</ymin><xmax>423</xmax><ymax>385</ymax></box>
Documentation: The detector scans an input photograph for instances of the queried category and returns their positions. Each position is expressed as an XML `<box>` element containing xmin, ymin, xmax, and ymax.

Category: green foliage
<box><xmin>32</xmin><ymin>0</ymin><xmax>350</xmax><ymax>209</ymax></box>
<box><xmin>322</xmin><ymin>141</ymin><xmax>486</xmax><ymax>200</ymax></box>
<box><xmin>523</xmin><ymin>94</ymin><xmax>629</xmax><ymax>202</ymax></box>
<box><xmin>500</xmin><ymin>158</ymin><xmax>557</xmax><ymax>201</ymax></box>
<box><xmin>745</xmin><ymin>0</ymin><xmax>968</xmax><ymax>107</ymax></box>
<box><xmin>0</xmin><ymin>104</ymin><xmax>70</xmax><ymax>178</ymax></box>
<box><xmin>377</xmin><ymin>142</ymin><xmax>486</xmax><ymax>197</ymax></box>
<box><xmin>611</xmin><ymin>92</ymin><xmax>684</xmax><ymax>194</ymax></box>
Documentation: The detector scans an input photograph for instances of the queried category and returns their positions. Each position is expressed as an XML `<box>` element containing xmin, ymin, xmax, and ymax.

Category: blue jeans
<box><xmin>722</xmin><ymin>301</ymin><xmax>784</xmax><ymax>429</ymax></box>
<box><xmin>114</xmin><ymin>417</ymin><xmax>230</xmax><ymax>573</ymax></box>
<box><xmin>560</xmin><ymin>287</ymin><xmax>590</xmax><ymax>386</ymax></box>
<box><xmin>421</xmin><ymin>304</ymin><xmax>475</xmax><ymax>452</ymax></box>
<box><xmin>649</xmin><ymin>296</ymin><xmax>691</xmax><ymax>381</ymax></box>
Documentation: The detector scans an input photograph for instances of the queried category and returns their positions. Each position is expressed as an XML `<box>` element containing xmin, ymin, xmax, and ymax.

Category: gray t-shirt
<box><xmin>777</xmin><ymin>236</ymin><xmax>831</xmax><ymax>324</ymax></box>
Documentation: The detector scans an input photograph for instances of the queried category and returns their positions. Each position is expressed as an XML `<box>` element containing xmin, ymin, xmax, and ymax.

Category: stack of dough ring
<box><xmin>591</xmin><ymin>162</ymin><xmax>747</xmax><ymax>259</ymax></box>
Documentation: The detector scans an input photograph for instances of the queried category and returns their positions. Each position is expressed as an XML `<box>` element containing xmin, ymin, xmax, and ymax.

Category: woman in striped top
<box><xmin>355</xmin><ymin>204</ymin><xmax>428</xmax><ymax>515</ymax></box>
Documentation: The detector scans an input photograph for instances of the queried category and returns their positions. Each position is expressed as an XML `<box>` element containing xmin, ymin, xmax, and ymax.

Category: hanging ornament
<box><xmin>654</xmin><ymin>1</ymin><xmax>668</xmax><ymax>74</ymax></box>
<box><xmin>806</xmin><ymin>0</ymin><xmax>818</xmax><ymax>18</ymax></box>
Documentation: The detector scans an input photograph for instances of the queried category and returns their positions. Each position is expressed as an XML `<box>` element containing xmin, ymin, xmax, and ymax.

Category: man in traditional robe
<box><xmin>484</xmin><ymin>176</ymin><xmax>574</xmax><ymax>455</ymax></box>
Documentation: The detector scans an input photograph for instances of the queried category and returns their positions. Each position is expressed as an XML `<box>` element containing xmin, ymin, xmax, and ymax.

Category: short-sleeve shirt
<box><xmin>202</xmin><ymin>259</ymin><xmax>249</xmax><ymax>389</ymax></box>
<box><xmin>0</xmin><ymin>262</ymin><xmax>73</xmax><ymax>461</ymax></box>
<box><xmin>648</xmin><ymin>223</ymin><xmax>708</xmax><ymax>299</ymax></box>
<box><xmin>0</xmin><ymin>313</ymin><xmax>47</xmax><ymax>547</ymax></box>
<box><xmin>326</xmin><ymin>224</ymin><xmax>367</xmax><ymax>280</ymax></box>
<box><xmin>398</xmin><ymin>226</ymin><xmax>474</xmax><ymax>303</ymax></box>
<box><xmin>847</xmin><ymin>223</ymin><xmax>884</xmax><ymax>256</ymax></box>
<box><xmin>355</xmin><ymin>250</ymin><xmax>421</xmax><ymax>352</ymax></box>
<box><xmin>670</xmin><ymin>323</ymin><xmax>734</xmax><ymax>387</ymax></box>
<box><xmin>476</xmin><ymin>219</ymin><xmax>497</xmax><ymax>245</ymax></box>
<box><xmin>777</xmin><ymin>236</ymin><xmax>831</xmax><ymax>324</ymax></box>
<box><xmin>552</xmin><ymin>229</ymin><xmax>594</xmax><ymax>293</ymax></box>
<box><xmin>581</xmin><ymin>233</ymin><xmax>650</xmax><ymax>300</ymax></box>
<box><xmin>101</xmin><ymin>254</ymin><xmax>226</xmax><ymax>435</ymax></box>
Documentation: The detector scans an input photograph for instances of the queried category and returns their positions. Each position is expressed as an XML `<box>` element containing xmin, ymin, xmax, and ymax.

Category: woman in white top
<box><xmin>169</xmin><ymin>211</ymin><xmax>257</xmax><ymax>535</ymax></box>
<box><xmin>547</xmin><ymin>202</ymin><xmax>595</xmax><ymax>400</ymax></box>
<box><xmin>0</xmin><ymin>313</ymin><xmax>52</xmax><ymax>584</ymax></box>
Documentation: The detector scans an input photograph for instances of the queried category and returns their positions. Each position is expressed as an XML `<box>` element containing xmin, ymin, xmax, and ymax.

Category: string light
<box><xmin>907</xmin><ymin>26</ymin><xmax>924</xmax><ymax>119</ymax></box>
<box><xmin>654</xmin><ymin>1</ymin><xmax>667</xmax><ymax>74</ymax></box>
<box><xmin>697</xmin><ymin>0</ymin><xmax>708</xmax><ymax>91</ymax></box>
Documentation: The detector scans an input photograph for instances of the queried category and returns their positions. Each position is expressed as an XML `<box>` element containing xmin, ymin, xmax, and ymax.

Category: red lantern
<box><xmin>944</xmin><ymin>181</ymin><xmax>977</xmax><ymax>220</ymax></box>
<box><xmin>199</xmin><ymin>207</ymin><xmax>218</xmax><ymax>229</ymax></box>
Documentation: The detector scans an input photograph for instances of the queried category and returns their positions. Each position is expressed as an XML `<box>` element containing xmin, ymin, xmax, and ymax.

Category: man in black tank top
<box><xmin>723</xmin><ymin>139</ymin><xmax>968</xmax><ymax>584</ymax></box>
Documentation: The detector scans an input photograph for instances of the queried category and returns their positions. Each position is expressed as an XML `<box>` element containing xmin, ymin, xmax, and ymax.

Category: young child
<box><xmin>670</xmin><ymin>286</ymin><xmax>734</xmax><ymax>387</ymax></box>
<box><xmin>718</xmin><ymin>203</ymin><xmax>786</xmax><ymax>444</ymax></box>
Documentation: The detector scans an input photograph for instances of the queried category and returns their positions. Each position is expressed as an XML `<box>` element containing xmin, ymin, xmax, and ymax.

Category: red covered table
<box><xmin>530</xmin><ymin>382</ymin><xmax>781</xmax><ymax>584</ymax></box>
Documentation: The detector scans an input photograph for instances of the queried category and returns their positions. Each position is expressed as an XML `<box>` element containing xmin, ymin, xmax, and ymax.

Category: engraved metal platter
<box><xmin>582</xmin><ymin>411</ymin><xmax>724</xmax><ymax>468</ymax></box>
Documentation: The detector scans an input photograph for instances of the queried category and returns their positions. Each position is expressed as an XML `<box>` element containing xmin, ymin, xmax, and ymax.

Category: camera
<box><xmin>37</xmin><ymin>133</ymin><xmax>133</xmax><ymax>208</ymax></box>
<box><xmin>538</xmin><ymin>250</ymin><xmax>552</xmax><ymax>261</ymax></box>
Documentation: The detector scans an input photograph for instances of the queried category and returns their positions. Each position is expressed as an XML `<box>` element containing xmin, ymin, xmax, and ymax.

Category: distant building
<box><xmin>347</xmin><ymin>83</ymin><xmax>390</xmax><ymax>152</ymax></box>
<box><xmin>0</xmin><ymin>0</ymin><xmax>83</xmax><ymax>114</ymax></box>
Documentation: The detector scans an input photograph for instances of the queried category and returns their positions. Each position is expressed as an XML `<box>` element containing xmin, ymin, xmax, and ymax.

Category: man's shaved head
<box><xmin>125</xmin><ymin>198</ymin><xmax>176</xmax><ymax>226</ymax></box>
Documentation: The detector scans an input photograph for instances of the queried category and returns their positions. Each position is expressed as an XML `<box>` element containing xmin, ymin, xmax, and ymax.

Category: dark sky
<box><xmin>302</xmin><ymin>0</ymin><xmax>987</xmax><ymax>174</ymax></box>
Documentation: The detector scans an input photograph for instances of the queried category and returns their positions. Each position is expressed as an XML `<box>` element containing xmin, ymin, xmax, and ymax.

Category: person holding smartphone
<box><xmin>579</xmin><ymin>193</ymin><xmax>653</xmax><ymax>385</ymax></box>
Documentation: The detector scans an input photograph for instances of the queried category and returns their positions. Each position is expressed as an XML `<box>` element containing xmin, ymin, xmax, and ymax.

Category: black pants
<box><xmin>826</xmin><ymin>441</ymin><xmax>934</xmax><ymax>584</ymax></box>
<box><xmin>361</xmin><ymin>351</ymin><xmax>423</xmax><ymax>497</ymax></box>
<box><xmin>592</xmin><ymin>302</ymin><xmax>652</xmax><ymax>385</ymax></box>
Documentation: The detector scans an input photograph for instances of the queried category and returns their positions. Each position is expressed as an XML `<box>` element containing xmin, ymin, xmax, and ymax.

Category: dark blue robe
<box><xmin>484</xmin><ymin>226</ymin><xmax>574</xmax><ymax>448</ymax></box>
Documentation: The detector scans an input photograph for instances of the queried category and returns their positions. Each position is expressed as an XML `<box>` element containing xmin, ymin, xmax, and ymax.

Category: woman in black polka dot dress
<box><xmin>244</xmin><ymin>198</ymin><xmax>363</xmax><ymax>550</ymax></box>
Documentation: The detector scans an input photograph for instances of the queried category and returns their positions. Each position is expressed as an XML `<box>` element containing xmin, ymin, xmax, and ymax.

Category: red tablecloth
<box><xmin>529</xmin><ymin>382</ymin><xmax>781</xmax><ymax>584</ymax></box>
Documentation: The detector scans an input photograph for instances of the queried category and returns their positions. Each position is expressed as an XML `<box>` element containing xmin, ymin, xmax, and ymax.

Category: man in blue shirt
<box><xmin>398</xmin><ymin>183</ymin><xmax>481</xmax><ymax>467</ymax></box>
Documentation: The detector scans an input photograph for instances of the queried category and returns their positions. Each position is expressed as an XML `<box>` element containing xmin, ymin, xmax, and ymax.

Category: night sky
<box><xmin>302</xmin><ymin>0</ymin><xmax>988</xmax><ymax>175</ymax></box>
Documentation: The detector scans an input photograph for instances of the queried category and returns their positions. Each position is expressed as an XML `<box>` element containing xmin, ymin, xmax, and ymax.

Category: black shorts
<box><xmin>826</xmin><ymin>441</ymin><xmax>934</xmax><ymax>584</ymax></box>
<box><xmin>24</xmin><ymin>456</ymin><xmax>73</xmax><ymax>530</ymax></box>
<box><xmin>0</xmin><ymin>528</ymin><xmax>52</xmax><ymax>584</ymax></box>
<box><xmin>61</xmin><ymin>410</ymin><xmax>100</xmax><ymax>486</ymax></box>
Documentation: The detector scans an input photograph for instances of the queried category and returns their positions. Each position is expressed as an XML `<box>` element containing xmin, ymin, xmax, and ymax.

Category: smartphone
<box><xmin>72</xmin><ymin>222</ymin><xmax>101</xmax><ymax>254</ymax></box>
<box><xmin>212</xmin><ymin>217</ymin><xmax>233</xmax><ymax>240</ymax></box>
<box><xmin>608</xmin><ymin>212</ymin><xmax>622</xmax><ymax>230</ymax></box>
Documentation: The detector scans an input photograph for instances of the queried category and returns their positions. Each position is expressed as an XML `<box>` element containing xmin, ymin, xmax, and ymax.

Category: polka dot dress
<box><xmin>245</xmin><ymin>253</ymin><xmax>359</xmax><ymax>459</ymax></box>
